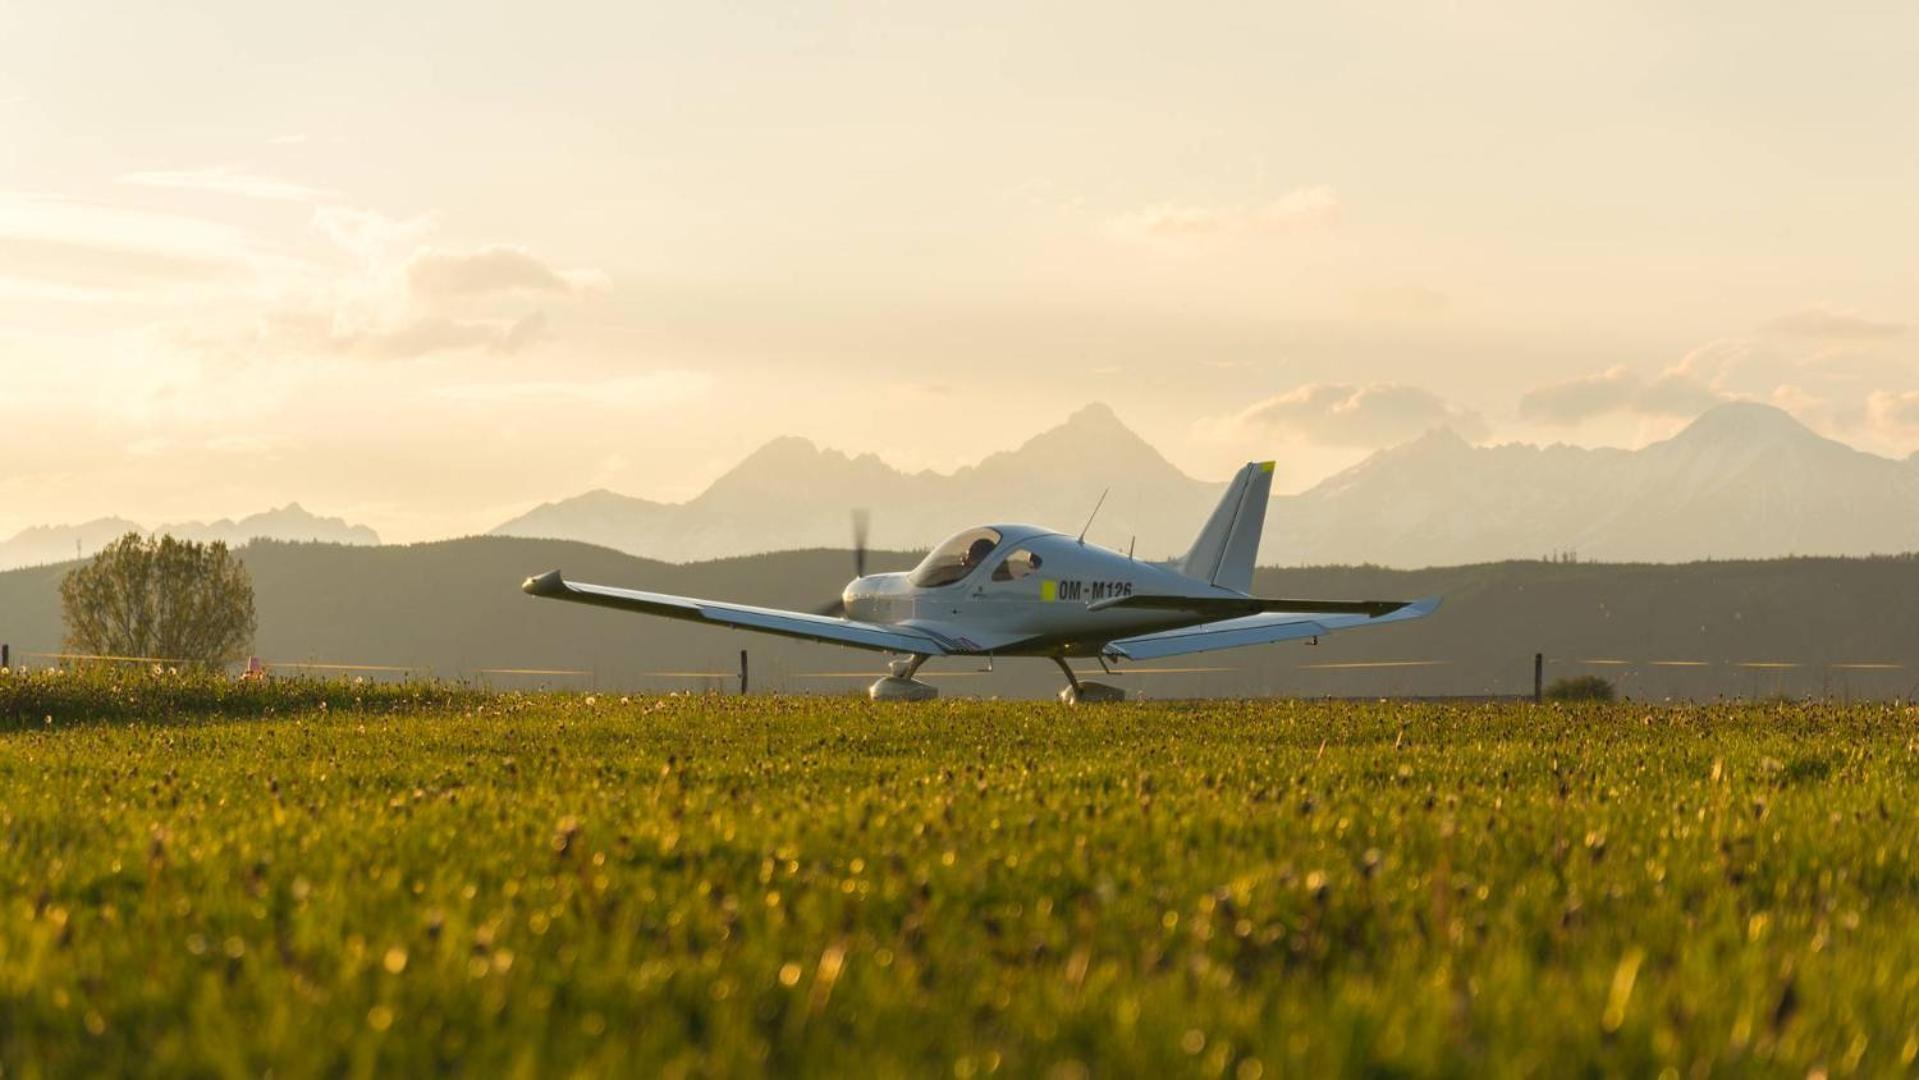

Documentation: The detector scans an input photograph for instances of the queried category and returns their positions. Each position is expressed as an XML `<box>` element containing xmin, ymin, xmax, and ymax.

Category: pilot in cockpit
<box><xmin>961</xmin><ymin>536</ymin><xmax>997</xmax><ymax>571</ymax></box>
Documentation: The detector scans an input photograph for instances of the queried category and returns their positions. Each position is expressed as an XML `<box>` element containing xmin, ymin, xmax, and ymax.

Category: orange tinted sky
<box><xmin>1</xmin><ymin>2</ymin><xmax>1914</xmax><ymax>540</ymax></box>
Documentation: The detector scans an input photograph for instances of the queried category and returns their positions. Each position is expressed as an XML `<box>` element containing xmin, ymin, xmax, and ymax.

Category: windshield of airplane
<box><xmin>992</xmin><ymin>548</ymin><xmax>1043</xmax><ymax>582</ymax></box>
<box><xmin>908</xmin><ymin>527</ymin><xmax>1003</xmax><ymax>588</ymax></box>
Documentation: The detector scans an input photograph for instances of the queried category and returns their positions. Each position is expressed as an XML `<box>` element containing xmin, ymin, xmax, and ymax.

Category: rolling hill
<box><xmin>4</xmin><ymin>536</ymin><xmax>1917</xmax><ymax>700</ymax></box>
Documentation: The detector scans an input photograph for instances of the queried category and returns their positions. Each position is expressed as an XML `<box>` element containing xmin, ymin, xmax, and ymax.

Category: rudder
<box><xmin>1177</xmin><ymin>461</ymin><xmax>1274</xmax><ymax>593</ymax></box>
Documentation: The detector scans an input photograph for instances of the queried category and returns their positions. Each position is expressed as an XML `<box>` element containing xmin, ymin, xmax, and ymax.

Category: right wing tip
<box><xmin>1387</xmin><ymin>596</ymin><xmax>1442</xmax><ymax>619</ymax></box>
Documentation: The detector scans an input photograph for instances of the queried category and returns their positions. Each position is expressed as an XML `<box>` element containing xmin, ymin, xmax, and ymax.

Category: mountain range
<box><xmin>8</xmin><ymin>402</ymin><xmax>1916</xmax><ymax>571</ymax></box>
<box><xmin>495</xmin><ymin>403</ymin><xmax>1225</xmax><ymax>562</ymax></box>
<box><xmin>0</xmin><ymin>505</ymin><xmax>379</xmax><ymax>572</ymax></box>
<box><xmin>496</xmin><ymin>402</ymin><xmax>1919</xmax><ymax>566</ymax></box>
<box><xmin>1276</xmin><ymin>402</ymin><xmax>1919</xmax><ymax>565</ymax></box>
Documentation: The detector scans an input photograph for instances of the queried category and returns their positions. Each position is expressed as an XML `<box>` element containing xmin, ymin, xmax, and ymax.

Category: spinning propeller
<box><xmin>815</xmin><ymin>509</ymin><xmax>869</xmax><ymax>618</ymax></box>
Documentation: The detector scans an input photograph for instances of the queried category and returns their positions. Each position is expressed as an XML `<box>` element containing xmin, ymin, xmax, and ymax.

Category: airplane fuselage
<box><xmin>840</xmin><ymin>525</ymin><xmax>1234</xmax><ymax>656</ymax></box>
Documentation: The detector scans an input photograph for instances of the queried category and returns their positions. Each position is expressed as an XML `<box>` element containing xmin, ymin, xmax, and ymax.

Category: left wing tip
<box><xmin>522</xmin><ymin>569</ymin><xmax>567</xmax><ymax>597</ymax></box>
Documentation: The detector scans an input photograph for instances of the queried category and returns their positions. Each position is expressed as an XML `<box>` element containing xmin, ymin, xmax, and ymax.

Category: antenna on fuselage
<box><xmin>1077</xmin><ymin>488</ymin><xmax>1109</xmax><ymax>546</ymax></box>
<box><xmin>1130</xmin><ymin>482</ymin><xmax>1139</xmax><ymax>560</ymax></box>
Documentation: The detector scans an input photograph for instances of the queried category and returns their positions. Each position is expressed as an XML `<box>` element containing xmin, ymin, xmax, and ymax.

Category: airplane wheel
<box><xmin>1059</xmin><ymin>681</ymin><xmax>1125</xmax><ymax>705</ymax></box>
<box><xmin>869</xmin><ymin>676</ymin><xmax>938</xmax><ymax>702</ymax></box>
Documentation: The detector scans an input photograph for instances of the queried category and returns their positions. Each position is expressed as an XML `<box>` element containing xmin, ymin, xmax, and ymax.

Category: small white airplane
<box><xmin>522</xmin><ymin>461</ymin><xmax>1438</xmax><ymax>702</ymax></box>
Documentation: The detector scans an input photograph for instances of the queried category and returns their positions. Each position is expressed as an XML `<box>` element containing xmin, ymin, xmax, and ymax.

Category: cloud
<box><xmin>311</xmin><ymin>206</ymin><xmax>437</xmax><ymax>265</ymax></box>
<box><xmin>1762</xmin><ymin>306</ymin><xmax>1906</xmax><ymax>342</ymax></box>
<box><xmin>1866</xmin><ymin>390</ymin><xmax>1919</xmax><ymax>432</ymax></box>
<box><xmin>1634</xmin><ymin>368</ymin><xmax>1724</xmax><ymax>417</ymax></box>
<box><xmin>405</xmin><ymin>246</ymin><xmax>604</xmax><ymax>299</ymax></box>
<box><xmin>1518</xmin><ymin>366</ymin><xmax>1640</xmax><ymax>424</ymax></box>
<box><xmin>1234</xmin><ymin>382</ymin><xmax>1487</xmax><ymax>446</ymax></box>
<box><xmin>1767</xmin><ymin>384</ymin><xmax>1838</xmax><ymax>432</ymax></box>
<box><xmin>211</xmin><ymin>212</ymin><xmax>612</xmax><ymax>361</ymax></box>
<box><xmin>120</xmin><ymin>166</ymin><xmax>337</xmax><ymax>203</ymax></box>
<box><xmin>1520</xmin><ymin>361</ymin><xmax>1725</xmax><ymax>425</ymax></box>
<box><xmin>1109</xmin><ymin>185</ymin><xmax>1340</xmax><ymax>237</ymax></box>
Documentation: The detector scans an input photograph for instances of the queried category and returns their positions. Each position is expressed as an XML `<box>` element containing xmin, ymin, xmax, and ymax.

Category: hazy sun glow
<box><xmin>2</xmin><ymin>2</ymin><xmax>1914</xmax><ymax>541</ymax></box>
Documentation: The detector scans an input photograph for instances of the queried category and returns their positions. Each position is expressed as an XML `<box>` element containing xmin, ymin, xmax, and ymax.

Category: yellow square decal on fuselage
<box><xmin>1040</xmin><ymin>579</ymin><xmax>1058</xmax><ymax>602</ymax></box>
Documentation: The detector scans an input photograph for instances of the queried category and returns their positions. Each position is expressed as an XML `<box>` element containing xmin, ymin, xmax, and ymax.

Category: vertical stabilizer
<box><xmin>1177</xmin><ymin>461</ymin><xmax>1274</xmax><ymax>593</ymax></box>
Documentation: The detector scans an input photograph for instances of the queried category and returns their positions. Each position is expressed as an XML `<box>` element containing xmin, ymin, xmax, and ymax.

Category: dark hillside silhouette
<box><xmin>4</xmin><ymin>538</ymin><xmax>1917</xmax><ymax>699</ymax></box>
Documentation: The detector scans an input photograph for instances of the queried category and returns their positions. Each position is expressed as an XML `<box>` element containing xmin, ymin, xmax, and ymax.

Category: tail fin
<box><xmin>1177</xmin><ymin>461</ymin><xmax>1274</xmax><ymax>593</ymax></box>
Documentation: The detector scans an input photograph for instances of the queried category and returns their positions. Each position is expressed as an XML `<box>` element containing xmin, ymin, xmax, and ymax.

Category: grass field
<box><xmin>3</xmin><ymin>672</ymin><xmax>1917</xmax><ymax>1076</ymax></box>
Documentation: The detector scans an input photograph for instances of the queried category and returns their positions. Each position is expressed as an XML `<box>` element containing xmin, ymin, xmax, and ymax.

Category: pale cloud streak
<box><xmin>120</xmin><ymin>166</ymin><xmax>339</xmax><ymax>203</ymax></box>
<box><xmin>1231</xmin><ymin>382</ymin><xmax>1487</xmax><ymax>446</ymax></box>
<box><xmin>1762</xmin><ymin>306</ymin><xmax>1906</xmax><ymax>342</ymax></box>
<box><xmin>433</xmin><ymin>369</ymin><xmax>714</xmax><ymax>406</ymax></box>
<box><xmin>0</xmin><ymin>191</ymin><xmax>254</xmax><ymax>262</ymax></box>
<box><xmin>0</xmin><ymin>192</ymin><xmax>265</xmax><ymax>303</ymax></box>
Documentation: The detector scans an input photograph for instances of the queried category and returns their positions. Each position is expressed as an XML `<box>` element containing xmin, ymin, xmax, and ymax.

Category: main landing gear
<box><xmin>1052</xmin><ymin>656</ymin><xmax>1125</xmax><ymax>705</ymax></box>
<box><xmin>868</xmin><ymin>654</ymin><xmax>938</xmax><ymax>701</ymax></box>
<box><xmin>866</xmin><ymin>655</ymin><xmax>1126</xmax><ymax>704</ymax></box>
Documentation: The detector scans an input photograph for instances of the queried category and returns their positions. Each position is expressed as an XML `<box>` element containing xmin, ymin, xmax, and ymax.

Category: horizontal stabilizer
<box><xmin>1104</xmin><ymin>597</ymin><xmax>1440</xmax><ymax>662</ymax></box>
<box><xmin>1086</xmin><ymin>594</ymin><xmax>1413</xmax><ymax>619</ymax></box>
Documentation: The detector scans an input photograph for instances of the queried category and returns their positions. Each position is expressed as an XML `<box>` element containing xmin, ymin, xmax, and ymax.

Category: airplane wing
<box><xmin>521</xmin><ymin>570</ymin><xmax>948</xmax><ymax>655</ymax></box>
<box><xmin>1087</xmin><ymin>594</ymin><xmax>1414</xmax><ymax>618</ymax></box>
<box><xmin>1103</xmin><ymin>597</ymin><xmax>1440</xmax><ymax>661</ymax></box>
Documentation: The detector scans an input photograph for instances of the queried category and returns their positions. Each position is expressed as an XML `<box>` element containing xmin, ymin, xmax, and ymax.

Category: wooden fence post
<box><xmin>1533</xmin><ymin>652</ymin><xmax>1544</xmax><ymax>704</ymax></box>
<box><xmin>739</xmin><ymin>650</ymin><xmax>749</xmax><ymax>695</ymax></box>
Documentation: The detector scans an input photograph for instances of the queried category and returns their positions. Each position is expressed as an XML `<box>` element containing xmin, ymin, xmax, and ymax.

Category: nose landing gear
<box><xmin>1052</xmin><ymin>656</ymin><xmax>1125</xmax><ymax>705</ymax></box>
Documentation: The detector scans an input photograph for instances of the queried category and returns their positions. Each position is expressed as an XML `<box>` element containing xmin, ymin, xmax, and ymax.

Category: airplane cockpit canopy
<box><xmin>908</xmin><ymin>527</ymin><xmax>1003</xmax><ymax>588</ymax></box>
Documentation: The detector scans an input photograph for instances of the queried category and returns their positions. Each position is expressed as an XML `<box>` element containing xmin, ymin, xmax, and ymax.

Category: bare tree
<box><xmin>60</xmin><ymin>533</ymin><xmax>257</xmax><ymax>667</ymax></box>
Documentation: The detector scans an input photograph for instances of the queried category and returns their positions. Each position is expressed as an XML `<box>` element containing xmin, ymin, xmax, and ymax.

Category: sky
<box><xmin>1</xmin><ymin>1</ymin><xmax>1915</xmax><ymax>542</ymax></box>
